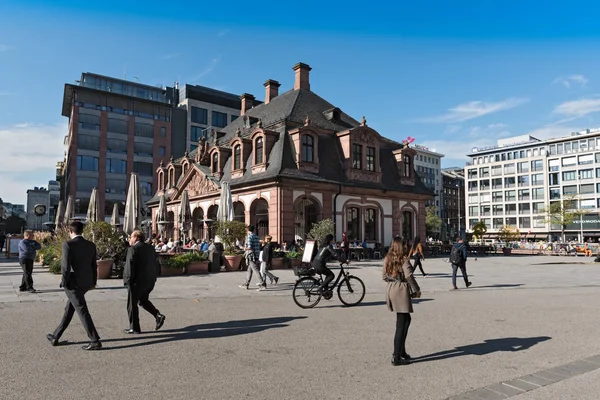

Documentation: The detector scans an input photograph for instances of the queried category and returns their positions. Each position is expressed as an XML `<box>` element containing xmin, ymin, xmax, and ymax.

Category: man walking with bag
<box><xmin>123</xmin><ymin>230</ymin><xmax>166</xmax><ymax>334</ymax></box>
<box><xmin>47</xmin><ymin>221</ymin><xmax>102</xmax><ymax>350</ymax></box>
<box><xmin>450</xmin><ymin>238</ymin><xmax>472</xmax><ymax>290</ymax></box>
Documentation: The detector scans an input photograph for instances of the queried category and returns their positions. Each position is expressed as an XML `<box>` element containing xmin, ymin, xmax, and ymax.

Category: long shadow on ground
<box><xmin>320</xmin><ymin>298</ymin><xmax>434</xmax><ymax>309</ymax></box>
<box><xmin>412</xmin><ymin>336</ymin><xmax>552</xmax><ymax>363</ymax></box>
<box><xmin>66</xmin><ymin>316</ymin><xmax>308</xmax><ymax>350</ymax></box>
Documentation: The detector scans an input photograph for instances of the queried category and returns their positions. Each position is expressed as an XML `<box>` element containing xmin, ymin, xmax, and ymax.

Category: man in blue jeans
<box><xmin>450</xmin><ymin>238</ymin><xmax>472</xmax><ymax>290</ymax></box>
<box><xmin>19</xmin><ymin>230</ymin><xmax>41</xmax><ymax>293</ymax></box>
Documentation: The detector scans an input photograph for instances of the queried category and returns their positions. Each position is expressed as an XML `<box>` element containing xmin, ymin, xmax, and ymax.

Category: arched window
<box><xmin>364</xmin><ymin>208</ymin><xmax>378</xmax><ymax>241</ymax></box>
<box><xmin>158</xmin><ymin>171</ymin><xmax>164</xmax><ymax>190</ymax></box>
<box><xmin>402</xmin><ymin>210</ymin><xmax>413</xmax><ymax>240</ymax></box>
<box><xmin>233</xmin><ymin>144</ymin><xmax>241</xmax><ymax>170</ymax></box>
<box><xmin>346</xmin><ymin>207</ymin><xmax>360</xmax><ymax>240</ymax></box>
<box><xmin>301</xmin><ymin>134</ymin><xmax>314</xmax><ymax>163</ymax></box>
<box><xmin>255</xmin><ymin>137</ymin><xmax>264</xmax><ymax>164</ymax></box>
<box><xmin>403</xmin><ymin>155</ymin><xmax>412</xmax><ymax>178</ymax></box>
<box><xmin>250</xmin><ymin>199</ymin><xmax>269</xmax><ymax>237</ymax></box>
<box><xmin>233</xmin><ymin>201</ymin><xmax>245</xmax><ymax>223</ymax></box>
<box><xmin>212</xmin><ymin>152</ymin><xmax>218</xmax><ymax>173</ymax></box>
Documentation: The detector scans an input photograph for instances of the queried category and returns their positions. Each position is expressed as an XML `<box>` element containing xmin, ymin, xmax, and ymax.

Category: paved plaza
<box><xmin>1</xmin><ymin>254</ymin><xmax>600</xmax><ymax>400</ymax></box>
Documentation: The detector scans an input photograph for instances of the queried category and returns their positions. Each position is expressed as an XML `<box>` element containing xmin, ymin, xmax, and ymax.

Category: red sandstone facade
<box><xmin>149</xmin><ymin>63</ymin><xmax>432</xmax><ymax>245</ymax></box>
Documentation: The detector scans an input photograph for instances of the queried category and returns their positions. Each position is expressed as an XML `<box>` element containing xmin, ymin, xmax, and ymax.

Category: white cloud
<box><xmin>553</xmin><ymin>98</ymin><xmax>600</xmax><ymax>119</ymax></box>
<box><xmin>0</xmin><ymin>122</ymin><xmax>66</xmax><ymax>204</ymax></box>
<box><xmin>419</xmin><ymin>98</ymin><xmax>529</xmax><ymax>123</ymax></box>
<box><xmin>553</xmin><ymin>74</ymin><xmax>589</xmax><ymax>88</ymax></box>
<box><xmin>0</xmin><ymin>44</ymin><xmax>11</xmax><ymax>52</ymax></box>
<box><xmin>218</xmin><ymin>29</ymin><xmax>231</xmax><ymax>37</ymax></box>
<box><xmin>188</xmin><ymin>57</ymin><xmax>221</xmax><ymax>83</ymax></box>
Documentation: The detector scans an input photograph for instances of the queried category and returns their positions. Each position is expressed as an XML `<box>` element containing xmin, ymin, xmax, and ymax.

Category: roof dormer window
<box><xmin>212</xmin><ymin>152</ymin><xmax>219</xmax><ymax>174</ymax></box>
<box><xmin>233</xmin><ymin>144</ymin><xmax>241</xmax><ymax>170</ymax></box>
<box><xmin>255</xmin><ymin>137</ymin><xmax>264</xmax><ymax>164</ymax></box>
<box><xmin>301</xmin><ymin>134</ymin><xmax>314</xmax><ymax>163</ymax></box>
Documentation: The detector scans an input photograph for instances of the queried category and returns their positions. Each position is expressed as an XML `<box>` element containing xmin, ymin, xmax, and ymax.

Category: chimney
<box><xmin>240</xmin><ymin>93</ymin><xmax>255</xmax><ymax>115</ymax></box>
<box><xmin>293</xmin><ymin>62</ymin><xmax>312</xmax><ymax>91</ymax></box>
<box><xmin>264</xmin><ymin>79</ymin><xmax>281</xmax><ymax>104</ymax></box>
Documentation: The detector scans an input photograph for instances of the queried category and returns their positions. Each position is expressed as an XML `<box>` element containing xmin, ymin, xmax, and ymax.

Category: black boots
<box><xmin>391</xmin><ymin>354</ymin><xmax>411</xmax><ymax>366</ymax></box>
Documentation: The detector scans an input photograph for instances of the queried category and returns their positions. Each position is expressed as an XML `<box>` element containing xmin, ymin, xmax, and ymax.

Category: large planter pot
<box><xmin>290</xmin><ymin>258</ymin><xmax>302</xmax><ymax>268</ymax></box>
<box><xmin>160</xmin><ymin>266</ymin><xmax>185</xmax><ymax>276</ymax></box>
<box><xmin>186</xmin><ymin>261</ymin><xmax>209</xmax><ymax>275</ymax></box>
<box><xmin>502</xmin><ymin>247</ymin><xmax>512</xmax><ymax>256</ymax></box>
<box><xmin>97</xmin><ymin>259</ymin><xmax>113</xmax><ymax>279</ymax></box>
<box><xmin>271</xmin><ymin>257</ymin><xmax>284</xmax><ymax>270</ymax></box>
<box><xmin>223</xmin><ymin>255</ymin><xmax>242</xmax><ymax>272</ymax></box>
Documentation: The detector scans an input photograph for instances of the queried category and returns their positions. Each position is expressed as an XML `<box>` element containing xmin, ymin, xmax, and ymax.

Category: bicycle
<box><xmin>292</xmin><ymin>261</ymin><xmax>365</xmax><ymax>309</ymax></box>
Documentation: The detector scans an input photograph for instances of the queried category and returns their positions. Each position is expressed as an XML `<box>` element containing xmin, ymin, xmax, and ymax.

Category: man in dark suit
<box><xmin>123</xmin><ymin>230</ymin><xmax>165</xmax><ymax>334</ymax></box>
<box><xmin>47</xmin><ymin>221</ymin><xmax>102</xmax><ymax>350</ymax></box>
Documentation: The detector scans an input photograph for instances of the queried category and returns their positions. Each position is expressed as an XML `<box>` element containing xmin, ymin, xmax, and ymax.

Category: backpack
<box><xmin>449</xmin><ymin>244</ymin><xmax>465</xmax><ymax>264</ymax></box>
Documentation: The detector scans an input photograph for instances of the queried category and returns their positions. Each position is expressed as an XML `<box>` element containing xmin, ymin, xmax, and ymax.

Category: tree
<box><xmin>307</xmin><ymin>218</ymin><xmax>334</xmax><ymax>245</ymax></box>
<box><xmin>215</xmin><ymin>220</ymin><xmax>247</xmax><ymax>255</ymax></box>
<box><xmin>542</xmin><ymin>194</ymin><xmax>583</xmax><ymax>242</ymax></box>
<box><xmin>498</xmin><ymin>225</ymin><xmax>521</xmax><ymax>246</ymax></box>
<box><xmin>472</xmin><ymin>221</ymin><xmax>488</xmax><ymax>242</ymax></box>
<box><xmin>425</xmin><ymin>206</ymin><xmax>442</xmax><ymax>238</ymax></box>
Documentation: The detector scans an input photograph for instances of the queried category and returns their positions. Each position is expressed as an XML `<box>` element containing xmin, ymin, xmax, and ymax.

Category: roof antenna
<box><xmin>124</xmin><ymin>62</ymin><xmax>127</xmax><ymax>80</ymax></box>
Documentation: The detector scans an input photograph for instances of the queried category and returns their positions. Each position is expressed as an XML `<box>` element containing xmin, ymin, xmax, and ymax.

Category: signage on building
<box><xmin>471</xmin><ymin>138</ymin><xmax>538</xmax><ymax>154</ymax></box>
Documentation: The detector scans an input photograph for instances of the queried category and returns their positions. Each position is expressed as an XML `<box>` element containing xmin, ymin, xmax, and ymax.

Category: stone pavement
<box><xmin>1</xmin><ymin>254</ymin><xmax>599</xmax><ymax>303</ymax></box>
<box><xmin>1</xmin><ymin>254</ymin><xmax>600</xmax><ymax>400</ymax></box>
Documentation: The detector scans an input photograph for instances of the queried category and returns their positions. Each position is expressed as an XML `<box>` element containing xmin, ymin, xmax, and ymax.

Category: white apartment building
<box><xmin>413</xmin><ymin>144</ymin><xmax>444</xmax><ymax>215</ymax></box>
<box><xmin>465</xmin><ymin>130</ymin><xmax>600</xmax><ymax>242</ymax></box>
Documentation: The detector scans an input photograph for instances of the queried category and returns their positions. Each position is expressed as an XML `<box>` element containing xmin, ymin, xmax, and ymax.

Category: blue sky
<box><xmin>2</xmin><ymin>0</ymin><xmax>600</xmax><ymax>204</ymax></box>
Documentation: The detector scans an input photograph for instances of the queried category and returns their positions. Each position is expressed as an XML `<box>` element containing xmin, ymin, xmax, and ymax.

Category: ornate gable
<box><xmin>171</xmin><ymin>164</ymin><xmax>220</xmax><ymax>201</ymax></box>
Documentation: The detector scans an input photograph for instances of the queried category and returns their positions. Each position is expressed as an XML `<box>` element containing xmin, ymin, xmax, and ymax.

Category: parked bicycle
<box><xmin>292</xmin><ymin>261</ymin><xmax>365</xmax><ymax>308</ymax></box>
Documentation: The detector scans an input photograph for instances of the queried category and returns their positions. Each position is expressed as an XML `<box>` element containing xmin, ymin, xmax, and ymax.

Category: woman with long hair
<box><xmin>383</xmin><ymin>237</ymin><xmax>421</xmax><ymax>366</ymax></box>
<box><xmin>311</xmin><ymin>234</ymin><xmax>338</xmax><ymax>294</ymax></box>
<box><xmin>409</xmin><ymin>236</ymin><xmax>428</xmax><ymax>277</ymax></box>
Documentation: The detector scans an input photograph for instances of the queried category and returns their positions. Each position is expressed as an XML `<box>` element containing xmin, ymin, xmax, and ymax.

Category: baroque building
<box><xmin>148</xmin><ymin>62</ymin><xmax>433</xmax><ymax>245</ymax></box>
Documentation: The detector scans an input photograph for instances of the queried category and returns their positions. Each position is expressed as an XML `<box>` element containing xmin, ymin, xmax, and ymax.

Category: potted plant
<box><xmin>285</xmin><ymin>250</ymin><xmax>302</xmax><ymax>268</ymax></box>
<box><xmin>185</xmin><ymin>251</ymin><xmax>209</xmax><ymax>274</ymax></box>
<box><xmin>84</xmin><ymin>221</ymin><xmax>127</xmax><ymax>279</ymax></box>
<box><xmin>161</xmin><ymin>254</ymin><xmax>186</xmax><ymax>276</ymax></box>
<box><xmin>215</xmin><ymin>220</ymin><xmax>247</xmax><ymax>271</ymax></box>
<box><xmin>497</xmin><ymin>225</ymin><xmax>520</xmax><ymax>256</ymax></box>
<box><xmin>38</xmin><ymin>227</ymin><xmax>72</xmax><ymax>274</ymax></box>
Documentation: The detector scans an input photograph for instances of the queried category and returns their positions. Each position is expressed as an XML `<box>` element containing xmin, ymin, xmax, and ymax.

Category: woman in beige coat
<box><xmin>383</xmin><ymin>237</ymin><xmax>421</xmax><ymax>366</ymax></box>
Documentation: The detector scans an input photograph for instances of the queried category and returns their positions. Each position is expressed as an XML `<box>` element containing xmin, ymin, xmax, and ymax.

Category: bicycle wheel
<box><xmin>337</xmin><ymin>276</ymin><xmax>365</xmax><ymax>306</ymax></box>
<box><xmin>293</xmin><ymin>277</ymin><xmax>322</xmax><ymax>309</ymax></box>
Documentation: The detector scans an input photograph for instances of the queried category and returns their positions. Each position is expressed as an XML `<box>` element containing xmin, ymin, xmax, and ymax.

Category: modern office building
<box><xmin>177</xmin><ymin>84</ymin><xmax>261</xmax><ymax>154</ymax></box>
<box><xmin>441</xmin><ymin>167</ymin><xmax>465</xmax><ymax>240</ymax></box>
<box><xmin>413</xmin><ymin>144</ymin><xmax>444</xmax><ymax>213</ymax></box>
<box><xmin>59</xmin><ymin>73</ymin><xmax>186</xmax><ymax>221</ymax></box>
<box><xmin>465</xmin><ymin>129</ymin><xmax>600</xmax><ymax>241</ymax></box>
<box><xmin>0</xmin><ymin>200</ymin><xmax>26</xmax><ymax>220</ymax></box>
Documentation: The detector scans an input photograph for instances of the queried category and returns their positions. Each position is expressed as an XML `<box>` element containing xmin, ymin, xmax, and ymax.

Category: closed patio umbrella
<box><xmin>110</xmin><ymin>203</ymin><xmax>121</xmax><ymax>227</ymax></box>
<box><xmin>123</xmin><ymin>173</ymin><xmax>143</xmax><ymax>236</ymax></box>
<box><xmin>54</xmin><ymin>200</ymin><xmax>65</xmax><ymax>229</ymax></box>
<box><xmin>216</xmin><ymin>181</ymin><xmax>234</xmax><ymax>222</ymax></box>
<box><xmin>156</xmin><ymin>194</ymin><xmax>168</xmax><ymax>237</ymax></box>
<box><xmin>63</xmin><ymin>196</ymin><xmax>74</xmax><ymax>225</ymax></box>
<box><xmin>86</xmin><ymin>188</ymin><xmax>99</xmax><ymax>223</ymax></box>
<box><xmin>178</xmin><ymin>190</ymin><xmax>192</xmax><ymax>244</ymax></box>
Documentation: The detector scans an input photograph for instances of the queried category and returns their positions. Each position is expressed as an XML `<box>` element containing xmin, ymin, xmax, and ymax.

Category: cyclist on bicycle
<box><xmin>312</xmin><ymin>234</ymin><xmax>338</xmax><ymax>295</ymax></box>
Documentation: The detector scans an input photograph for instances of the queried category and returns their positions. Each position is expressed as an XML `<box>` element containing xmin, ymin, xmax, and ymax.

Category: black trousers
<box><xmin>394</xmin><ymin>313</ymin><xmax>412</xmax><ymax>357</ymax></box>
<box><xmin>413</xmin><ymin>257</ymin><xmax>426</xmax><ymax>276</ymax></box>
<box><xmin>316</xmin><ymin>266</ymin><xmax>335</xmax><ymax>291</ymax></box>
<box><xmin>19</xmin><ymin>258</ymin><xmax>34</xmax><ymax>290</ymax></box>
<box><xmin>53</xmin><ymin>287</ymin><xmax>100</xmax><ymax>343</ymax></box>
<box><xmin>128</xmin><ymin>284</ymin><xmax>159</xmax><ymax>332</ymax></box>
